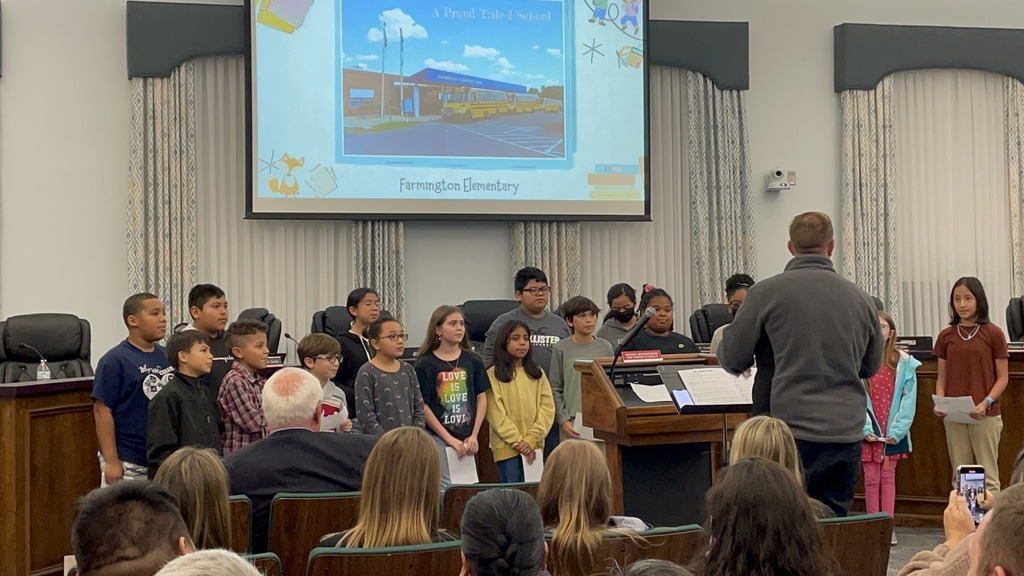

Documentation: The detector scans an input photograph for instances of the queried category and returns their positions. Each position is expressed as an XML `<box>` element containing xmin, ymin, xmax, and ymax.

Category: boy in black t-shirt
<box><xmin>183</xmin><ymin>283</ymin><xmax>233</xmax><ymax>398</ymax></box>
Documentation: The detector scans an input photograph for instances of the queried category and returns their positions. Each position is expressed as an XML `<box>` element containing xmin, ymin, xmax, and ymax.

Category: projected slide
<box><xmin>250</xmin><ymin>0</ymin><xmax>648</xmax><ymax>218</ymax></box>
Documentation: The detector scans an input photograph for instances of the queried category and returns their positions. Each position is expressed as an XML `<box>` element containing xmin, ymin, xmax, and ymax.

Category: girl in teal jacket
<box><xmin>863</xmin><ymin>311</ymin><xmax>919</xmax><ymax>527</ymax></box>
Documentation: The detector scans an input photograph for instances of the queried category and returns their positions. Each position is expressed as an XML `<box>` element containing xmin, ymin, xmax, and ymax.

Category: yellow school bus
<box><xmin>441</xmin><ymin>89</ymin><xmax>510</xmax><ymax>121</ymax></box>
<box><xmin>509</xmin><ymin>92</ymin><xmax>542</xmax><ymax>113</ymax></box>
<box><xmin>541</xmin><ymin>97</ymin><xmax>563</xmax><ymax>113</ymax></box>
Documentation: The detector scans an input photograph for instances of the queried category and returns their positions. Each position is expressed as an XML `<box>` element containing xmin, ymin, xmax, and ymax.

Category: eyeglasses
<box><xmin>880</xmin><ymin>324</ymin><xmax>891</xmax><ymax>330</ymax></box>
<box><xmin>381</xmin><ymin>333</ymin><xmax>409</xmax><ymax>342</ymax></box>
<box><xmin>520</xmin><ymin>287</ymin><xmax>551</xmax><ymax>296</ymax></box>
<box><xmin>314</xmin><ymin>354</ymin><xmax>342</xmax><ymax>364</ymax></box>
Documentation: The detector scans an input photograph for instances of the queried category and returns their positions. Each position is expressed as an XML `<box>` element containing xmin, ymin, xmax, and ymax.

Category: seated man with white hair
<box><xmin>224</xmin><ymin>367</ymin><xmax>378</xmax><ymax>553</ymax></box>
<box><xmin>154</xmin><ymin>550</ymin><xmax>260</xmax><ymax>576</ymax></box>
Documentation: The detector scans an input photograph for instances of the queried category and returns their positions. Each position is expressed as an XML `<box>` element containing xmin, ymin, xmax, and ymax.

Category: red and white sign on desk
<box><xmin>621</xmin><ymin>350</ymin><xmax>663</xmax><ymax>363</ymax></box>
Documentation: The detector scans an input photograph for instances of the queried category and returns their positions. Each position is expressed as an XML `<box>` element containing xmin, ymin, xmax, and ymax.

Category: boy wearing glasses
<box><xmin>483</xmin><ymin>267</ymin><xmax>572</xmax><ymax>454</ymax></box>
<box><xmin>298</xmin><ymin>334</ymin><xmax>353</xmax><ymax>432</ymax></box>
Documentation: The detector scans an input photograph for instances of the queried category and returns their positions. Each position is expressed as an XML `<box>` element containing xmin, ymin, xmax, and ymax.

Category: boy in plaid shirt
<box><xmin>218</xmin><ymin>319</ymin><xmax>270</xmax><ymax>455</ymax></box>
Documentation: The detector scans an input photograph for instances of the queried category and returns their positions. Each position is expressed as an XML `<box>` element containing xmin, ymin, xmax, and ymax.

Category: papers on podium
<box><xmin>631</xmin><ymin>382</ymin><xmax>672</xmax><ymax>403</ymax></box>
<box><xmin>676</xmin><ymin>367</ymin><xmax>756</xmax><ymax>406</ymax></box>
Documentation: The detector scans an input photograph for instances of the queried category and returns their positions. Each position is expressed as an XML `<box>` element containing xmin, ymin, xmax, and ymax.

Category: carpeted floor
<box><xmin>888</xmin><ymin>527</ymin><xmax>946</xmax><ymax>576</ymax></box>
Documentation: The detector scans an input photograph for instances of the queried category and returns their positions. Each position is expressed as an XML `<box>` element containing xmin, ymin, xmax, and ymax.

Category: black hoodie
<box><xmin>146</xmin><ymin>371</ymin><xmax>222</xmax><ymax>477</ymax></box>
<box><xmin>333</xmin><ymin>331</ymin><xmax>374</xmax><ymax>417</ymax></box>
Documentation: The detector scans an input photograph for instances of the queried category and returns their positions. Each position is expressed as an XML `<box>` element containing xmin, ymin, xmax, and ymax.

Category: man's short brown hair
<box><xmin>976</xmin><ymin>483</ymin><xmax>1024</xmax><ymax>576</ymax></box>
<box><xmin>788</xmin><ymin>212</ymin><xmax>834</xmax><ymax>254</ymax></box>
<box><xmin>297</xmin><ymin>333</ymin><xmax>341</xmax><ymax>365</ymax></box>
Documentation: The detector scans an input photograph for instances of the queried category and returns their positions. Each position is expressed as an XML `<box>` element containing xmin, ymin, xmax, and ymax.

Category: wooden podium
<box><xmin>577</xmin><ymin>355</ymin><xmax>747</xmax><ymax>526</ymax></box>
<box><xmin>0</xmin><ymin>378</ymin><xmax>99</xmax><ymax>576</ymax></box>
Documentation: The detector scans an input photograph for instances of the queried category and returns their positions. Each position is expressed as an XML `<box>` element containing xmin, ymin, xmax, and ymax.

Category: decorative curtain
<box><xmin>687</xmin><ymin>71</ymin><xmax>756</xmax><ymax>306</ymax></box>
<box><xmin>509</xmin><ymin>222</ymin><xmax>581</xmax><ymax>308</ymax></box>
<box><xmin>127</xmin><ymin>60</ymin><xmax>197</xmax><ymax>327</ymax></box>
<box><xmin>353</xmin><ymin>221</ymin><xmax>406</xmax><ymax>322</ymax></box>
<box><xmin>1007</xmin><ymin>77</ymin><xmax>1024</xmax><ymax>297</ymax></box>
<box><xmin>580</xmin><ymin>65</ymin><xmax>695</xmax><ymax>317</ymax></box>
<box><xmin>892</xmin><ymin>70</ymin><xmax>1010</xmax><ymax>337</ymax></box>
<box><xmin>840</xmin><ymin>75</ymin><xmax>898</xmax><ymax>315</ymax></box>
<box><xmin>194</xmin><ymin>56</ymin><xmax>355</xmax><ymax>357</ymax></box>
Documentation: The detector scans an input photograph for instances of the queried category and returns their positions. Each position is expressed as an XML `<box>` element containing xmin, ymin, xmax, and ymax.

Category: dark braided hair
<box><xmin>461</xmin><ymin>489</ymin><xmax>546</xmax><ymax>576</ymax></box>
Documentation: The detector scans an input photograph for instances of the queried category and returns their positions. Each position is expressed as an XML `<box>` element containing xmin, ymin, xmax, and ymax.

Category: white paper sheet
<box><xmin>319</xmin><ymin>396</ymin><xmax>346</xmax><ymax>432</ymax></box>
<box><xmin>933</xmin><ymin>395</ymin><xmax>981</xmax><ymax>425</ymax></box>
<box><xmin>445</xmin><ymin>447</ymin><xmax>480</xmax><ymax>484</ymax></box>
<box><xmin>573</xmin><ymin>411</ymin><xmax>596</xmax><ymax>440</ymax></box>
<box><xmin>630</xmin><ymin>383</ymin><xmax>672</xmax><ymax>403</ymax></box>
<box><xmin>677</xmin><ymin>367</ymin><xmax>756</xmax><ymax>406</ymax></box>
<box><xmin>523</xmin><ymin>450</ymin><xmax>545</xmax><ymax>482</ymax></box>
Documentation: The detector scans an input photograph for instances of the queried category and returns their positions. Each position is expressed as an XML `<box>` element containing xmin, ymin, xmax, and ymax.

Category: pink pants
<box><xmin>863</xmin><ymin>460</ymin><xmax>898</xmax><ymax>515</ymax></box>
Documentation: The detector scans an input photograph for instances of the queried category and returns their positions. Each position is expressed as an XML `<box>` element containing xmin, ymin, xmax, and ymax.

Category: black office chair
<box><xmin>460</xmin><ymin>299</ymin><xmax>519</xmax><ymax>350</ymax></box>
<box><xmin>1007</xmin><ymin>297</ymin><xmax>1024</xmax><ymax>342</ymax></box>
<box><xmin>689</xmin><ymin>303</ymin><xmax>732</xmax><ymax>344</ymax></box>
<box><xmin>311</xmin><ymin>306</ymin><xmax>352</xmax><ymax>338</ymax></box>
<box><xmin>872</xmin><ymin>296</ymin><xmax>885</xmax><ymax>311</ymax></box>
<box><xmin>0</xmin><ymin>313</ymin><xmax>94</xmax><ymax>382</ymax></box>
<box><xmin>237</xmin><ymin>308</ymin><xmax>283</xmax><ymax>353</ymax></box>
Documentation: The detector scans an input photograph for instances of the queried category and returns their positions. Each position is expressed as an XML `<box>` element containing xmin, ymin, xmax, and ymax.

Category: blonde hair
<box><xmin>729</xmin><ymin>416</ymin><xmax>803</xmax><ymax>483</ymax></box>
<box><xmin>537</xmin><ymin>440</ymin><xmax>615</xmax><ymax>576</ymax></box>
<box><xmin>342</xmin><ymin>427</ymin><xmax>441</xmax><ymax>548</ymax></box>
<box><xmin>153</xmin><ymin>447</ymin><xmax>231</xmax><ymax>550</ymax></box>
<box><xmin>879</xmin><ymin>310</ymin><xmax>899</xmax><ymax>372</ymax></box>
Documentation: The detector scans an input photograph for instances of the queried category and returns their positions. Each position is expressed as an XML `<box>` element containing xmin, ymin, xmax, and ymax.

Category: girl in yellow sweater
<box><xmin>485</xmin><ymin>319</ymin><xmax>556</xmax><ymax>483</ymax></box>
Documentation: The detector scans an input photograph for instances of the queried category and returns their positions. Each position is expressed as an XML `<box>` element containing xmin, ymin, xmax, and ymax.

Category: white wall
<box><xmin>3</xmin><ymin>0</ymin><xmax>1022</xmax><ymax>360</ymax></box>
<box><xmin>651</xmin><ymin>0</ymin><xmax>1024</xmax><ymax>278</ymax></box>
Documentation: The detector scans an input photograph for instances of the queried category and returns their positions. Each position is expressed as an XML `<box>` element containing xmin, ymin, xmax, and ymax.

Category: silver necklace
<box><xmin>436</xmin><ymin>350</ymin><xmax>460</xmax><ymax>371</ymax></box>
<box><xmin>957</xmin><ymin>324</ymin><xmax>981</xmax><ymax>341</ymax></box>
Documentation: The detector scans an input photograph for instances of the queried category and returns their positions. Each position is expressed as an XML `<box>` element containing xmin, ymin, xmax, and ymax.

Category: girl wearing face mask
<box><xmin>596</xmin><ymin>283</ymin><xmax>638</xmax><ymax>347</ymax></box>
<box><xmin>622</xmin><ymin>285</ymin><xmax>699</xmax><ymax>355</ymax></box>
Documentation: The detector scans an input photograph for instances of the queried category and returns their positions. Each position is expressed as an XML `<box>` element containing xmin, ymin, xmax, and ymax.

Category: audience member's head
<box><xmin>122</xmin><ymin>292</ymin><xmax>166</xmax><ymax>343</ymax></box>
<box><xmin>418</xmin><ymin>304</ymin><xmax>470</xmax><ymax>356</ymax></box>
<box><xmin>165</xmin><ymin>331</ymin><xmax>213</xmax><ymax>376</ymax></box>
<box><xmin>224</xmin><ymin>319</ymin><xmax>269</xmax><ymax>369</ymax></box>
<box><xmin>297</xmin><ymin>333</ymin><xmax>342</xmax><ymax>384</ymax></box>
<box><xmin>1010</xmin><ymin>446</ymin><xmax>1024</xmax><ymax>487</ymax></box>
<box><xmin>538</xmin><ymin>440</ymin><xmax>613</xmax><ymax>576</ymax></box>
<box><xmin>969</xmin><ymin>483</ymin><xmax>1024</xmax><ymax>576</ymax></box>
<box><xmin>153</xmin><ymin>447</ymin><xmax>231</xmax><ymax>550</ymax></box>
<box><xmin>514</xmin><ymin>267</ymin><xmax>551</xmax><ymax>316</ymax></box>
<box><xmin>723</xmin><ymin>274</ymin><xmax>754</xmax><ymax>315</ymax></box>
<box><xmin>611</xmin><ymin>560</ymin><xmax>693</xmax><ymax>576</ymax></box>
<box><xmin>697</xmin><ymin>458</ymin><xmax>832</xmax><ymax>576</ymax></box>
<box><xmin>343</xmin><ymin>426</ymin><xmax>440</xmax><ymax>548</ymax></box>
<box><xmin>460</xmin><ymin>488</ymin><xmax>548</xmax><ymax>576</ymax></box>
<box><xmin>345</xmin><ymin>287</ymin><xmax>381</xmax><ymax>327</ymax></box>
<box><xmin>787</xmin><ymin>212</ymin><xmax>834</xmax><ymax>256</ymax></box>
<box><xmin>262</xmin><ymin>367</ymin><xmax>324</xmax><ymax>432</ymax></box>
<box><xmin>187</xmin><ymin>284</ymin><xmax>228</xmax><ymax>334</ymax></box>
<box><xmin>71</xmin><ymin>481</ymin><xmax>194</xmax><ymax>576</ymax></box>
<box><xmin>153</xmin><ymin>549</ymin><xmax>260</xmax><ymax>576</ymax></box>
<box><xmin>604</xmin><ymin>283</ymin><xmax>637</xmax><ymax>324</ymax></box>
<box><xmin>729</xmin><ymin>416</ymin><xmax>803</xmax><ymax>483</ymax></box>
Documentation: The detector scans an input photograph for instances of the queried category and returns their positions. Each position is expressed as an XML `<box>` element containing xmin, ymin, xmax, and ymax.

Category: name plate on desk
<box><xmin>895</xmin><ymin>336</ymin><xmax>933</xmax><ymax>352</ymax></box>
<box><xmin>621</xmin><ymin>350</ymin><xmax>663</xmax><ymax>363</ymax></box>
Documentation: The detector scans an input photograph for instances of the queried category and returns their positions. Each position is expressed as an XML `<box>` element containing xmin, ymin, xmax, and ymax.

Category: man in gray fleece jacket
<box><xmin>718</xmin><ymin>211</ymin><xmax>883</xmax><ymax>516</ymax></box>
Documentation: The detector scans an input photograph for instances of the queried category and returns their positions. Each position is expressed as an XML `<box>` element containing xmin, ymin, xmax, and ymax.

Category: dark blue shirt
<box><xmin>91</xmin><ymin>340</ymin><xmax>174</xmax><ymax>466</ymax></box>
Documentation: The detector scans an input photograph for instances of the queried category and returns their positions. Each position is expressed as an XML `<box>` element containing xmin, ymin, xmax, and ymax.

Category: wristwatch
<box><xmin>985</xmin><ymin>396</ymin><xmax>996</xmax><ymax>408</ymax></box>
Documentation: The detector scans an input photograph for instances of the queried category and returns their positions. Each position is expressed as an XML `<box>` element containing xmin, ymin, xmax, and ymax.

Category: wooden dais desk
<box><xmin>0</xmin><ymin>378</ymin><xmax>98</xmax><ymax>576</ymax></box>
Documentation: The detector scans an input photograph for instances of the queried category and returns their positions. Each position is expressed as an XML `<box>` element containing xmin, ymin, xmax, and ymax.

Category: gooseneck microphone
<box><xmin>609</xmin><ymin>307</ymin><xmax>657</xmax><ymax>384</ymax></box>
<box><xmin>19</xmin><ymin>342</ymin><xmax>46</xmax><ymax>361</ymax></box>
<box><xmin>283</xmin><ymin>333</ymin><xmax>301</xmax><ymax>347</ymax></box>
